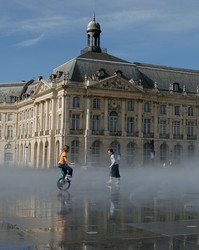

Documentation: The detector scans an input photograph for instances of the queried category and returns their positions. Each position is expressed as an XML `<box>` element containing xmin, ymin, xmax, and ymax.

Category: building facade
<box><xmin>0</xmin><ymin>16</ymin><xmax>199</xmax><ymax>168</ymax></box>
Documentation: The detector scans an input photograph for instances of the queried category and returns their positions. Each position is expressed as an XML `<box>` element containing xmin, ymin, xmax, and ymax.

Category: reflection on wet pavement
<box><xmin>0</xmin><ymin>166</ymin><xmax>199</xmax><ymax>249</ymax></box>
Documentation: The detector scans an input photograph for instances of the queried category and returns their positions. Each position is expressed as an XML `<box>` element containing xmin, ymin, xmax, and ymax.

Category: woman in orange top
<box><xmin>58</xmin><ymin>145</ymin><xmax>75</xmax><ymax>178</ymax></box>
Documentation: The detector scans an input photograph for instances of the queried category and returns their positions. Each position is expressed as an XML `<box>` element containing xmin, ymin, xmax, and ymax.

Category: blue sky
<box><xmin>1</xmin><ymin>0</ymin><xmax>199</xmax><ymax>83</ymax></box>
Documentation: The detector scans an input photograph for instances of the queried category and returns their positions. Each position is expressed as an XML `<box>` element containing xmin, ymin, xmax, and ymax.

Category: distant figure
<box><xmin>58</xmin><ymin>145</ymin><xmax>75</xmax><ymax>178</ymax></box>
<box><xmin>106</xmin><ymin>148</ymin><xmax>120</xmax><ymax>185</ymax></box>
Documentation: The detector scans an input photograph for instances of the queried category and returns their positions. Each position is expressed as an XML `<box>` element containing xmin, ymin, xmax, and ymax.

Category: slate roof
<box><xmin>53</xmin><ymin>51</ymin><xmax>199</xmax><ymax>93</ymax></box>
<box><xmin>135</xmin><ymin>62</ymin><xmax>199</xmax><ymax>93</ymax></box>
<box><xmin>53</xmin><ymin>51</ymin><xmax>141</xmax><ymax>83</ymax></box>
<box><xmin>0</xmin><ymin>80</ymin><xmax>37</xmax><ymax>103</ymax></box>
<box><xmin>1</xmin><ymin>51</ymin><xmax>199</xmax><ymax>102</ymax></box>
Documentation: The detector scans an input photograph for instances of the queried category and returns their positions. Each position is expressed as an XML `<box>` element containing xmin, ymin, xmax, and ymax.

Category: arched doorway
<box><xmin>127</xmin><ymin>142</ymin><xmax>136</xmax><ymax>166</ymax></box>
<box><xmin>91</xmin><ymin>141</ymin><xmax>100</xmax><ymax>163</ymax></box>
<box><xmin>160</xmin><ymin>143</ymin><xmax>169</xmax><ymax>163</ymax></box>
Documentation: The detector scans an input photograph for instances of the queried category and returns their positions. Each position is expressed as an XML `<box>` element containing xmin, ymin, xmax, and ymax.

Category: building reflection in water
<box><xmin>1</xmin><ymin>188</ymin><xmax>199</xmax><ymax>249</ymax></box>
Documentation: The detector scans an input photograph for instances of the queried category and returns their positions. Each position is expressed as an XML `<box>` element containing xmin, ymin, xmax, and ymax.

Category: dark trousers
<box><xmin>58</xmin><ymin>164</ymin><xmax>73</xmax><ymax>178</ymax></box>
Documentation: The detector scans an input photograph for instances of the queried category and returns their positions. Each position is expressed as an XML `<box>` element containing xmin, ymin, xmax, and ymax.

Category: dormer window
<box><xmin>173</xmin><ymin>83</ymin><xmax>180</xmax><ymax>92</ymax></box>
<box><xmin>115</xmin><ymin>70</ymin><xmax>123</xmax><ymax>77</ymax></box>
<box><xmin>96</xmin><ymin>69</ymin><xmax>105</xmax><ymax>78</ymax></box>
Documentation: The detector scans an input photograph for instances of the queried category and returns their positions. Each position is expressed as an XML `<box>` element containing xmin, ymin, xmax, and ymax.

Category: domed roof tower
<box><xmin>86</xmin><ymin>14</ymin><xmax>102</xmax><ymax>53</ymax></box>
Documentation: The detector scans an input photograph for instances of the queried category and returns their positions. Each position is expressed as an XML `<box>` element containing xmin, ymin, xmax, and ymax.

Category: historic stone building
<box><xmin>0</xmin><ymin>16</ymin><xmax>199</xmax><ymax>168</ymax></box>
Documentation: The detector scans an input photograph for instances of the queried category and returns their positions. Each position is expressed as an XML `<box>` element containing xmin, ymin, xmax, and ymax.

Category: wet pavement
<box><xmin>0</xmin><ymin>166</ymin><xmax>199</xmax><ymax>249</ymax></box>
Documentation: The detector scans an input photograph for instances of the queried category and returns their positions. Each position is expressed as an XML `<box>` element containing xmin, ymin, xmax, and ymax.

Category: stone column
<box><xmin>46</xmin><ymin>100</ymin><xmax>49</xmax><ymax>130</ymax></box>
<box><xmin>168</xmin><ymin>104</ymin><xmax>173</xmax><ymax>139</ymax></box>
<box><xmin>182</xmin><ymin>105</ymin><xmax>187</xmax><ymax>140</ymax></box>
<box><xmin>154</xmin><ymin>102</ymin><xmax>158</xmax><ymax>138</ymax></box>
<box><xmin>104</xmin><ymin>98</ymin><xmax>109</xmax><ymax>135</ymax></box>
<box><xmin>65</xmin><ymin>95</ymin><xmax>70</xmax><ymax>135</ymax></box>
<box><xmin>61</xmin><ymin>94</ymin><xmax>65</xmax><ymax>136</ymax></box>
<box><xmin>84</xmin><ymin>96</ymin><xmax>91</xmax><ymax>164</ymax></box>
<box><xmin>121</xmin><ymin>100</ymin><xmax>126</xmax><ymax>136</ymax></box>
<box><xmin>40</xmin><ymin>101</ymin><xmax>44</xmax><ymax>132</ymax></box>
<box><xmin>49</xmin><ymin>98</ymin><xmax>56</xmax><ymax>167</ymax></box>
<box><xmin>137</xmin><ymin>101</ymin><xmax>143</xmax><ymax>137</ymax></box>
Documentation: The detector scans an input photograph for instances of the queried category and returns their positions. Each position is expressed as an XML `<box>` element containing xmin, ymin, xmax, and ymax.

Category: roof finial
<box><xmin>93</xmin><ymin>12</ymin><xmax>95</xmax><ymax>21</ymax></box>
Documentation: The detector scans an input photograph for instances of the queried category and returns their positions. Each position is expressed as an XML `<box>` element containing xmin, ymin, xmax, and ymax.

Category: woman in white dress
<box><xmin>107</xmin><ymin>148</ymin><xmax>120</xmax><ymax>185</ymax></box>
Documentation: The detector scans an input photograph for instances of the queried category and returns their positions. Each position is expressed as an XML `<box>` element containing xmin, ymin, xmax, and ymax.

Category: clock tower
<box><xmin>87</xmin><ymin>14</ymin><xmax>102</xmax><ymax>53</ymax></box>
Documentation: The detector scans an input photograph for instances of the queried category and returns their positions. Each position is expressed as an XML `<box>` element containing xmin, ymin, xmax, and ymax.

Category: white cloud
<box><xmin>15</xmin><ymin>33</ymin><xmax>44</xmax><ymax>47</ymax></box>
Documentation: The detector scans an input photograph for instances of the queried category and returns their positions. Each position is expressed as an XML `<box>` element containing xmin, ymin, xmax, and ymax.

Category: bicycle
<box><xmin>57</xmin><ymin>170</ymin><xmax>71</xmax><ymax>190</ymax></box>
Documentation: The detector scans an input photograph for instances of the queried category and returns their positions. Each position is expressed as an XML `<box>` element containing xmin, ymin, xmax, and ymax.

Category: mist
<box><xmin>1</xmin><ymin>162</ymin><xmax>199</xmax><ymax>204</ymax></box>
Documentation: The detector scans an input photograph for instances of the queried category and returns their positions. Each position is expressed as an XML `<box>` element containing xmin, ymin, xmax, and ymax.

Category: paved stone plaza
<box><xmin>0</xmin><ymin>166</ymin><xmax>199</xmax><ymax>249</ymax></box>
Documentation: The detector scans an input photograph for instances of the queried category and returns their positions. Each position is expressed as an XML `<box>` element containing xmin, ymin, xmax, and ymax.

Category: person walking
<box><xmin>106</xmin><ymin>148</ymin><xmax>120</xmax><ymax>186</ymax></box>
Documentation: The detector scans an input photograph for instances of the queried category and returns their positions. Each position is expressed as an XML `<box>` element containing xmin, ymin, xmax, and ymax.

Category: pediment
<box><xmin>89</xmin><ymin>75</ymin><xmax>144</xmax><ymax>92</ymax></box>
<box><xmin>33</xmin><ymin>81</ymin><xmax>51</xmax><ymax>96</ymax></box>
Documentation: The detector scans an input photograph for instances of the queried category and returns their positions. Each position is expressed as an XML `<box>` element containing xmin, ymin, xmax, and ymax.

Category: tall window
<box><xmin>7</xmin><ymin>113</ymin><xmax>13</xmax><ymax>121</ymax></box>
<box><xmin>188</xmin><ymin>107</ymin><xmax>193</xmax><ymax>116</ymax></box>
<box><xmin>160</xmin><ymin>104</ymin><xmax>166</xmax><ymax>115</ymax></box>
<box><xmin>0</xmin><ymin>125</ymin><xmax>1</xmax><ymax>138</ymax></box>
<box><xmin>7</xmin><ymin>125</ymin><xmax>13</xmax><ymax>139</ymax></box>
<box><xmin>173</xmin><ymin>121</ymin><xmax>180</xmax><ymax>136</ymax></box>
<box><xmin>0</xmin><ymin>113</ymin><xmax>1</xmax><ymax>121</ymax></box>
<box><xmin>91</xmin><ymin>141</ymin><xmax>100</xmax><ymax>162</ymax></box>
<box><xmin>143</xmin><ymin>119</ymin><xmax>151</xmax><ymax>134</ymax></box>
<box><xmin>109</xmin><ymin>111</ymin><xmax>118</xmax><ymax>133</ymax></box>
<box><xmin>127</xmin><ymin>100</ymin><xmax>134</xmax><ymax>111</ymax></box>
<box><xmin>72</xmin><ymin>114</ymin><xmax>80</xmax><ymax>130</ymax></box>
<box><xmin>92</xmin><ymin>115</ymin><xmax>100</xmax><ymax>132</ymax></box>
<box><xmin>144</xmin><ymin>102</ymin><xmax>151</xmax><ymax>112</ymax></box>
<box><xmin>174</xmin><ymin>106</ymin><xmax>180</xmax><ymax>116</ymax></box>
<box><xmin>71</xmin><ymin>140</ymin><xmax>79</xmax><ymax>162</ymax></box>
<box><xmin>159</xmin><ymin>120</ymin><xmax>167</xmax><ymax>135</ymax></box>
<box><xmin>127</xmin><ymin>117</ymin><xmax>134</xmax><ymax>134</ymax></box>
<box><xmin>72</xmin><ymin>96</ymin><xmax>80</xmax><ymax>108</ymax></box>
<box><xmin>127</xmin><ymin>142</ymin><xmax>135</xmax><ymax>165</ymax></box>
<box><xmin>93</xmin><ymin>98</ymin><xmax>100</xmax><ymax>109</ymax></box>
<box><xmin>187</xmin><ymin>122</ymin><xmax>194</xmax><ymax>137</ymax></box>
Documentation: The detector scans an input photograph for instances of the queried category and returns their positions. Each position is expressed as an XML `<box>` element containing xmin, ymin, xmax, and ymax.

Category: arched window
<box><xmin>174</xmin><ymin>144</ymin><xmax>182</xmax><ymax>164</ymax></box>
<box><xmin>143</xmin><ymin>143</ymin><xmax>151</xmax><ymax>163</ymax></box>
<box><xmin>91</xmin><ymin>141</ymin><xmax>100</xmax><ymax>162</ymax></box>
<box><xmin>71</xmin><ymin>140</ymin><xmax>79</xmax><ymax>163</ymax></box>
<box><xmin>160</xmin><ymin>143</ymin><xmax>168</xmax><ymax>163</ymax></box>
<box><xmin>127</xmin><ymin>142</ymin><xmax>136</xmax><ymax>165</ymax></box>
<box><xmin>173</xmin><ymin>83</ymin><xmax>180</xmax><ymax>92</ymax></box>
<box><xmin>109</xmin><ymin>111</ymin><xmax>118</xmax><ymax>133</ymax></box>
